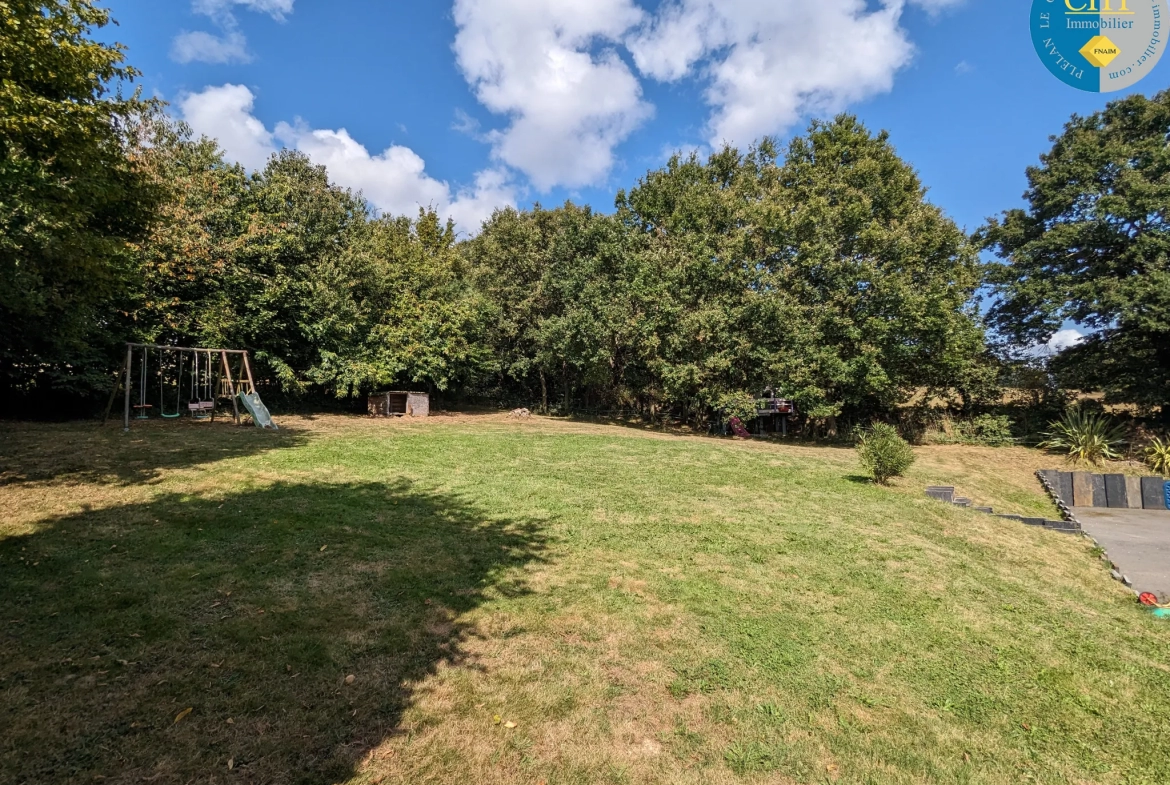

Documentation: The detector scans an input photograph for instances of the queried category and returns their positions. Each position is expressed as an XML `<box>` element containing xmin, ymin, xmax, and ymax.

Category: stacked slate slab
<box><xmin>1142</xmin><ymin>477</ymin><xmax>1169</xmax><ymax>510</ymax></box>
<box><xmin>923</xmin><ymin>482</ymin><xmax>1079</xmax><ymax>534</ymax></box>
<box><xmin>925</xmin><ymin>486</ymin><xmax>955</xmax><ymax>503</ymax></box>
<box><xmin>1040</xmin><ymin>470</ymin><xmax>1168</xmax><ymax>510</ymax></box>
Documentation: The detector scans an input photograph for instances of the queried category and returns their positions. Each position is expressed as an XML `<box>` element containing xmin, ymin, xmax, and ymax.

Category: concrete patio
<box><xmin>1074</xmin><ymin>507</ymin><xmax>1170</xmax><ymax>600</ymax></box>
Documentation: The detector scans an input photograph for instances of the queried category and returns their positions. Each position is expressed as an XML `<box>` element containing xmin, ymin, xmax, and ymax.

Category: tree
<box><xmin>466</xmin><ymin>204</ymin><xmax>642</xmax><ymax>413</ymax></box>
<box><xmin>0</xmin><ymin>0</ymin><xmax>159</xmax><ymax>401</ymax></box>
<box><xmin>617</xmin><ymin>117</ymin><xmax>993</xmax><ymax>422</ymax></box>
<box><xmin>313</xmin><ymin>208</ymin><xmax>489</xmax><ymax>397</ymax></box>
<box><xmin>773</xmin><ymin>117</ymin><xmax>994</xmax><ymax>415</ymax></box>
<box><xmin>983</xmin><ymin>90</ymin><xmax>1170</xmax><ymax>417</ymax></box>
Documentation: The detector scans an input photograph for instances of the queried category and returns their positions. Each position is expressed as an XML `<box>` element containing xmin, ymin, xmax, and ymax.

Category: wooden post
<box><xmin>221</xmin><ymin>350</ymin><xmax>240</xmax><ymax>425</ymax></box>
<box><xmin>242</xmin><ymin>351</ymin><xmax>257</xmax><ymax>396</ymax></box>
<box><xmin>209</xmin><ymin>351</ymin><xmax>219</xmax><ymax>423</ymax></box>
<box><xmin>123</xmin><ymin>344</ymin><xmax>133</xmax><ymax>431</ymax></box>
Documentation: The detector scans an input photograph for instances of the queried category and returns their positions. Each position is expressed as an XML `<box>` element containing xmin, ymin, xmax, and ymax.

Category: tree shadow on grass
<box><xmin>0</xmin><ymin>479</ymin><xmax>548</xmax><ymax>784</ymax></box>
<box><xmin>0</xmin><ymin>419</ymin><xmax>310</xmax><ymax>487</ymax></box>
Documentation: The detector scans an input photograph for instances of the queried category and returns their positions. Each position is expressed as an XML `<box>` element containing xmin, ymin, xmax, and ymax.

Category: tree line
<box><xmin>2</xmin><ymin>2</ymin><xmax>1167</xmax><ymax>426</ymax></box>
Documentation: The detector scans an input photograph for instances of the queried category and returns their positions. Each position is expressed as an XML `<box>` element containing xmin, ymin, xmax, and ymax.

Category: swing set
<box><xmin>103</xmin><ymin>342</ymin><xmax>277</xmax><ymax>431</ymax></box>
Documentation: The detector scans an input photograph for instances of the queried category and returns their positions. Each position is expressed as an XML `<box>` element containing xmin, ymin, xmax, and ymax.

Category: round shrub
<box><xmin>858</xmin><ymin>422</ymin><xmax>916</xmax><ymax>484</ymax></box>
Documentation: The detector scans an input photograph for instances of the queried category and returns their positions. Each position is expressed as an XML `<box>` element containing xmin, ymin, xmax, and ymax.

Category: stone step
<box><xmin>925</xmin><ymin>486</ymin><xmax>955</xmax><ymax>503</ymax></box>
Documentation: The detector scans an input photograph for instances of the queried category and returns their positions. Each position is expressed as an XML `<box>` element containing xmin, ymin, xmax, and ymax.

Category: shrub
<box><xmin>1039</xmin><ymin>408</ymin><xmax>1126</xmax><ymax>465</ymax></box>
<box><xmin>857</xmin><ymin>422</ymin><xmax>916</xmax><ymax>484</ymax></box>
<box><xmin>962</xmin><ymin>414</ymin><xmax>1015</xmax><ymax>446</ymax></box>
<box><xmin>715</xmin><ymin>391</ymin><xmax>759</xmax><ymax>424</ymax></box>
<box><xmin>1145</xmin><ymin>436</ymin><xmax>1170</xmax><ymax>475</ymax></box>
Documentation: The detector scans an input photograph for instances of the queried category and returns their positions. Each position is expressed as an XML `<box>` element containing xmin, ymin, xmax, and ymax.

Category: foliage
<box><xmin>983</xmin><ymin>90</ymin><xmax>1170</xmax><ymax>416</ymax></box>
<box><xmin>0</xmin><ymin>0</ymin><xmax>161</xmax><ymax>399</ymax></box>
<box><xmin>1039</xmin><ymin>408</ymin><xmax>1127</xmax><ymax>465</ymax></box>
<box><xmin>927</xmin><ymin>414</ymin><xmax>1015</xmax><ymax>447</ymax></box>
<box><xmin>466</xmin><ymin>203</ymin><xmax>642</xmax><ymax>413</ymax></box>
<box><xmin>715</xmin><ymin>391</ymin><xmax>759</xmax><ymax>423</ymax></box>
<box><xmin>963</xmin><ymin>414</ymin><xmax>1015</xmax><ymax>446</ymax></box>
<box><xmin>3</xmin><ymin>15</ymin><xmax>997</xmax><ymax>422</ymax></box>
<box><xmin>857</xmin><ymin>422</ymin><xmax>916</xmax><ymax>484</ymax></box>
<box><xmin>467</xmin><ymin>117</ymin><xmax>995</xmax><ymax>421</ymax></box>
<box><xmin>1145</xmin><ymin>436</ymin><xmax>1170</xmax><ymax>475</ymax></box>
<box><xmin>133</xmin><ymin>129</ymin><xmax>486</xmax><ymax>398</ymax></box>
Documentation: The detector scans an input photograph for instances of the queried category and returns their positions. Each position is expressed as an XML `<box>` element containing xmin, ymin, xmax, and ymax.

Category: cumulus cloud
<box><xmin>171</xmin><ymin>29</ymin><xmax>251</xmax><ymax>65</ymax></box>
<box><xmin>172</xmin><ymin>0</ymin><xmax>294</xmax><ymax>64</ymax></box>
<box><xmin>627</xmin><ymin>0</ymin><xmax>934</xmax><ymax>148</ymax></box>
<box><xmin>177</xmin><ymin>84</ymin><xmax>515</xmax><ymax>235</ymax></box>
<box><xmin>450</xmin><ymin>0</ymin><xmax>963</xmax><ymax>189</ymax></box>
<box><xmin>452</xmin><ymin>0</ymin><xmax>653</xmax><ymax>190</ymax></box>
<box><xmin>177</xmin><ymin>84</ymin><xmax>275</xmax><ymax>172</ymax></box>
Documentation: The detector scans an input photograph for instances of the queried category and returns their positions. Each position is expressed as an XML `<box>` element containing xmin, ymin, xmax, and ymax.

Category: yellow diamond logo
<box><xmin>1080</xmin><ymin>35</ymin><xmax>1121</xmax><ymax>68</ymax></box>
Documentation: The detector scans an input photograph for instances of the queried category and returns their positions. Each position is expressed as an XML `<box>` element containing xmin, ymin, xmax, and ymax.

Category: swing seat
<box><xmin>133</xmin><ymin>403</ymin><xmax>153</xmax><ymax>420</ymax></box>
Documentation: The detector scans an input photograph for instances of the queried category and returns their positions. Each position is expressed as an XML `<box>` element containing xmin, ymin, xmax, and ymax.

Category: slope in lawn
<box><xmin>0</xmin><ymin>415</ymin><xmax>1166</xmax><ymax>784</ymax></box>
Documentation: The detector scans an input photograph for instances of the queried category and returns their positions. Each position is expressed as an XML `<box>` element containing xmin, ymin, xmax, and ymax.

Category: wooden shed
<box><xmin>368</xmin><ymin>391</ymin><xmax>429</xmax><ymax>417</ymax></box>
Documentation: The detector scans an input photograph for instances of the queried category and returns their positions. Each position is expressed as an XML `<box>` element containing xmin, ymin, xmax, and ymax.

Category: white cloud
<box><xmin>452</xmin><ymin>0</ymin><xmax>653</xmax><ymax>190</ymax></box>
<box><xmin>911</xmin><ymin>0</ymin><xmax>965</xmax><ymax>14</ymax></box>
<box><xmin>173</xmin><ymin>0</ymin><xmax>294</xmax><ymax>64</ymax></box>
<box><xmin>447</xmin><ymin>168</ymin><xmax>518</xmax><ymax>233</ymax></box>
<box><xmin>1047</xmin><ymin>329</ymin><xmax>1085</xmax><ymax>353</ymax></box>
<box><xmin>177</xmin><ymin>84</ymin><xmax>275</xmax><ymax>172</ymax></box>
<box><xmin>954</xmin><ymin>60</ymin><xmax>974</xmax><ymax>75</ymax></box>
<box><xmin>177</xmin><ymin>84</ymin><xmax>515</xmax><ymax>235</ymax></box>
<box><xmin>628</xmin><ymin>0</ymin><xmax>933</xmax><ymax>148</ymax></box>
<box><xmin>194</xmin><ymin>0</ymin><xmax>294</xmax><ymax>22</ymax></box>
<box><xmin>450</xmin><ymin>0</ymin><xmax>963</xmax><ymax>189</ymax></box>
<box><xmin>170</xmin><ymin>29</ymin><xmax>251</xmax><ymax>65</ymax></box>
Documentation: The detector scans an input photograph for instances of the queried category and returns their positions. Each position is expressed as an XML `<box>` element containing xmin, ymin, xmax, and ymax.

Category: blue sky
<box><xmin>103</xmin><ymin>0</ymin><xmax>1168</xmax><ymax>247</ymax></box>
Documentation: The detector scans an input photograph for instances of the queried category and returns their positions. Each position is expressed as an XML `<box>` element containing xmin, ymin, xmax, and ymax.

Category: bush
<box><xmin>1145</xmin><ymin>436</ymin><xmax>1170</xmax><ymax>475</ymax></box>
<box><xmin>1039</xmin><ymin>408</ymin><xmax>1126</xmax><ymax>465</ymax></box>
<box><xmin>857</xmin><ymin>422</ymin><xmax>916</xmax><ymax>484</ymax></box>
<box><xmin>919</xmin><ymin>413</ymin><xmax>1015</xmax><ymax>446</ymax></box>
<box><xmin>715</xmin><ymin>391</ymin><xmax>759</xmax><ymax>424</ymax></box>
<box><xmin>962</xmin><ymin>414</ymin><xmax>1015</xmax><ymax>446</ymax></box>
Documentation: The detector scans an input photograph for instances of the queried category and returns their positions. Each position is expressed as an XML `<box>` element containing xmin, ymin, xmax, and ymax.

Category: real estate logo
<box><xmin>1031</xmin><ymin>0</ymin><xmax>1166</xmax><ymax>91</ymax></box>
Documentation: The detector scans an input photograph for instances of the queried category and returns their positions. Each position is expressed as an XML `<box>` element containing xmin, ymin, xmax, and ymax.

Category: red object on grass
<box><xmin>1139</xmin><ymin>592</ymin><xmax>1158</xmax><ymax>606</ymax></box>
<box><xmin>729</xmin><ymin>416</ymin><xmax>751</xmax><ymax>439</ymax></box>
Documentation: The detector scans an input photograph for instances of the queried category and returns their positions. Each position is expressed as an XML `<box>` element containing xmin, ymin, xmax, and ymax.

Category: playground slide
<box><xmin>237</xmin><ymin>391</ymin><xmax>278</xmax><ymax>429</ymax></box>
<box><xmin>728</xmin><ymin>416</ymin><xmax>751</xmax><ymax>439</ymax></box>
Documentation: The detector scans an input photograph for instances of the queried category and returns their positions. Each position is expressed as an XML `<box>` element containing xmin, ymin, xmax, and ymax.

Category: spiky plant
<box><xmin>1039</xmin><ymin>409</ymin><xmax>1127</xmax><ymax>466</ymax></box>
<box><xmin>1145</xmin><ymin>436</ymin><xmax>1170</xmax><ymax>475</ymax></box>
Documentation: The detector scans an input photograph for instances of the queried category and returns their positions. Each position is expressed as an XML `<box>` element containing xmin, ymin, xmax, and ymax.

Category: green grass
<box><xmin>1</xmin><ymin>415</ymin><xmax>1167</xmax><ymax>784</ymax></box>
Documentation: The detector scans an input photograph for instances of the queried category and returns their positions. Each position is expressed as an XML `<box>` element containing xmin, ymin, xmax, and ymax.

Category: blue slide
<box><xmin>237</xmin><ymin>391</ymin><xmax>278</xmax><ymax>429</ymax></box>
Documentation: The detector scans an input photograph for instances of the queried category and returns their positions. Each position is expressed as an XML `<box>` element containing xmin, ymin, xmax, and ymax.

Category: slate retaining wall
<box><xmin>1039</xmin><ymin>470</ymin><xmax>1168</xmax><ymax>511</ymax></box>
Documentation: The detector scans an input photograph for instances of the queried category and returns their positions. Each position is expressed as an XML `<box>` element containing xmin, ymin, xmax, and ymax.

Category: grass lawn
<box><xmin>1</xmin><ymin>414</ymin><xmax>1168</xmax><ymax>785</ymax></box>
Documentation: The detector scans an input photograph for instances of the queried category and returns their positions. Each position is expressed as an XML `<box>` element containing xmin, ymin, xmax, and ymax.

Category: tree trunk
<box><xmin>540</xmin><ymin>370</ymin><xmax>548</xmax><ymax>415</ymax></box>
<box><xmin>562</xmin><ymin>361</ymin><xmax>570</xmax><ymax>414</ymax></box>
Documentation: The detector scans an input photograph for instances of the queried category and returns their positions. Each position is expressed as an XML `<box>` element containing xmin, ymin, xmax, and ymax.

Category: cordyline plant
<box><xmin>1039</xmin><ymin>409</ymin><xmax>1127</xmax><ymax>466</ymax></box>
<box><xmin>1145</xmin><ymin>436</ymin><xmax>1170</xmax><ymax>475</ymax></box>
